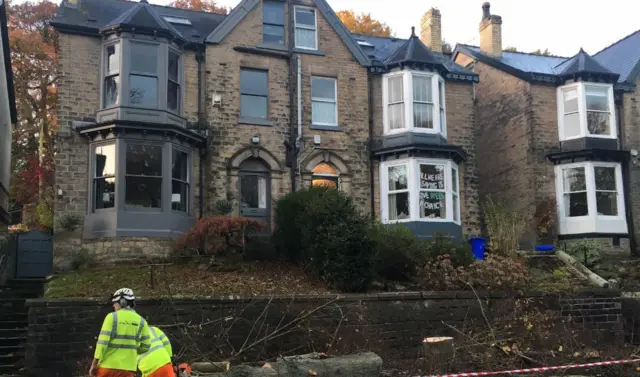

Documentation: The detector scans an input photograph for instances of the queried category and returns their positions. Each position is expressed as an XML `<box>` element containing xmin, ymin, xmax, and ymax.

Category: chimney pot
<box><xmin>482</xmin><ymin>2</ymin><xmax>491</xmax><ymax>20</ymax></box>
<box><xmin>420</xmin><ymin>8</ymin><xmax>442</xmax><ymax>53</ymax></box>
<box><xmin>479</xmin><ymin>2</ymin><xmax>502</xmax><ymax>57</ymax></box>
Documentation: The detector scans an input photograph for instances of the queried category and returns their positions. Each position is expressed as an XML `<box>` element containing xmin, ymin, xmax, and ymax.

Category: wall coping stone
<box><xmin>26</xmin><ymin>289</ymin><xmax>623</xmax><ymax>307</ymax></box>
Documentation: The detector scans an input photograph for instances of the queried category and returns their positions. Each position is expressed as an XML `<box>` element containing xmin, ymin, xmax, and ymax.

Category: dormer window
<box><xmin>557</xmin><ymin>82</ymin><xmax>616</xmax><ymax>141</ymax></box>
<box><xmin>382</xmin><ymin>71</ymin><xmax>446</xmax><ymax>136</ymax></box>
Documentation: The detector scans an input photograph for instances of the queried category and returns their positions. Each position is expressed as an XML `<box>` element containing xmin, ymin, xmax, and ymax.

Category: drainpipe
<box><xmin>197</xmin><ymin>47</ymin><xmax>206</xmax><ymax>218</ymax></box>
<box><xmin>367</xmin><ymin>70</ymin><xmax>376</xmax><ymax>218</ymax></box>
<box><xmin>296</xmin><ymin>55</ymin><xmax>302</xmax><ymax>160</ymax></box>
<box><xmin>287</xmin><ymin>0</ymin><xmax>298</xmax><ymax>192</ymax></box>
<box><xmin>617</xmin><ymin>99</ymin><xmax>638</xmax><ymax>256</ymax></box>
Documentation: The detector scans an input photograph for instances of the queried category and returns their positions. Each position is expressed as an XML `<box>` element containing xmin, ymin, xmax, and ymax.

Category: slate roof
<box><xmin>383</xmin><ymin>27</ymin><xmax>441</xmax><ymax>67</ymax></box>
<box><xmin>100</xmin><ymin>1</ymin><xmax>184</xmax><ymax>41</ymax></box>
<box><xmin>51</xmin><ymin>0</ymin><xmax>226</xmax><ymax>44</ymax></box>
<box><xmin>455</xmin><ymin>44</ymin><xmax>567</xmax><ymax>76</ymax></box>
<box><xmin>556</xmin><ymin>48</ymin><xmax>618</xmax><ymax>81</ymax></box>
<box><xmin>0</xmin><ymin>0</ymin><xmax>16</xmax><ymax>124</ymax></box>
<box><xmin>594</xmin><ymin>29</ymin><xmax>640</xmax><ymax>84</ymax></box>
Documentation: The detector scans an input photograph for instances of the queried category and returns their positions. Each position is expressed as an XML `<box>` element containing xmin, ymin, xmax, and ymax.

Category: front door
<box><xmin>238</xmin><ymin>158</ymin><xmax>271</xmax><ymax>229</ymax></box>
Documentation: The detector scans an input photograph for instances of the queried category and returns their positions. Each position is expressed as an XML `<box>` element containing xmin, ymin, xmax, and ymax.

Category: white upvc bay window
<box><xmin>554</xmin><ymin>161</ymin><xmax>627</xmax><ymax>235</ymax></box>
<box><xmin>557</xmin><ymin>82</ymin><xmax>616</xmax><ymax>141</ymax></box>
<box><xmin>380</xmin><ymin>158</ymin><xmax>460</xmax><ymax>224</ymax></box>
<box><xmin>382</xmin><ymin>71</ymin><xmax>446</xmax><ymax>136</ymax></box>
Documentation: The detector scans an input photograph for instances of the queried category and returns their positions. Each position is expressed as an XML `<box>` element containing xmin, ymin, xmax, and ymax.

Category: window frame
<box><xmin>556</xmin><ymin>82</ymin><xmax>617</xmax><ymax>141</ymax></box>
<box><xmin>124</xmin><ymin>142</ymin><xmax>165</xmax><ymax>211</ymax></box>
<box><xmin>167</xmin><ymin>48</ymin><xmax>182</xmax><ymax>113</ymax></box>
<box><xmin>239</xmin><ymin>67</ymin><xmax>269</xmax><ymax>120</ymax></box>
<box><xmin>293</xmin><ymin>5</ymin><xmax>318</xmax><ymax>50</ymax></box>
<box><xmin>262</xmin><ymin>0</ymin><xmax>286</xmax><ymax>46</ymax></box>
<box><xmin>171</xmin><ymin>146</ymin><xmax>190</xmax><ymax>213</ymax></box>
<box><xmin>128</xmin><ymin>40</ymin><xmax>160</xmax><ymax>110</ymax></box>
<box><xmin>382</xmin><ymin>71</ymin><xmax>446</xmax><ymax>137</ymax></box>
<box><xmin>101</xmin><ymin>41</ymin><xmax>121</xmax><ymax>109</ymax></box>
<box><xmin>554</xmin><ymin>161</ymin><xmax>626</xmax><ymax>235</ymax></box>
<box><xmin>91</xmin><ymin>142</ymin><xmax>118</xmax><ymax>212</ymax></box>
<box><xmin>380</xmin><ymin>158</ymin><xmax>460</xmax><ymax>225</ymax></box>
<box><xmin>311</xmin><ymin>76</ymin><xmax>338</xmax><ymax>126</ymax></box>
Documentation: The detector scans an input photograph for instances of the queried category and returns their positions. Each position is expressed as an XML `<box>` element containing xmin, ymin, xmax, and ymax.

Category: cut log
<box><xmin>191</xmin><ymin>361</ymin><xmax>231</xmax><ymax>373</ymax></box>
<box><xmin>423</xmin><ymin>337</ymin><xmax>454</xmax><ymax>369</ymax></box>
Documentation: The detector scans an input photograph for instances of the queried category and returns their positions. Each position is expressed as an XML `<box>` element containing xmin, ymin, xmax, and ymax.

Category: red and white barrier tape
<box><xmin>423</xmin><ymin>358</ymin><xmax>640</xmax><ymax>377</ymax></box>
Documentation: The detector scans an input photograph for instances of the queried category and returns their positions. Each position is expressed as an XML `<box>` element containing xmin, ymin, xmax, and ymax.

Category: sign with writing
<box><xmin>420</xmin><ymin>192</ymin><xmax>445</xmax><ymax>211</ymax></box>
<box><xmin>420</xmin><ymin>166</ymin><xmax>445</xmax><ymax>190</ymax></box>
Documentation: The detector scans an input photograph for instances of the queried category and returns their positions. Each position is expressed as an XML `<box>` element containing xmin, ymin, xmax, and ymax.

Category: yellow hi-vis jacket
<box><xmin>137</xmin><ymin>326</ymin><xmax>173</xmax><ymax>377</ymax></box>
<box><xmin>94</xmin><ymin>309</ymin><xmax>152</xmax><ymax>371</ymax></box>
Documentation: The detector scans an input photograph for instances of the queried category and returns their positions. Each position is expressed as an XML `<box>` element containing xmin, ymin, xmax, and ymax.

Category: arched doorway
<box><xmin>311</xmin><ymin>162</ymin><xmax>339</xmax><ymax>189</ymax></box>
<box><xmin>238</xmin><ymin>158</ymin><xmax>271</xmax><ymax>226</ymax></box>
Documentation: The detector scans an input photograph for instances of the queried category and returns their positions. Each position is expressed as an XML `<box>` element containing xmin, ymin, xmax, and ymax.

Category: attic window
<box><xmin>356</xmin><ymin>40</ymin><xmax>373</xmax><ymax>47</ymax></box>
<box><xmin>162</xmin><ymin>16</ymin><xmax>192</xmax><ymax>25</ymax></box>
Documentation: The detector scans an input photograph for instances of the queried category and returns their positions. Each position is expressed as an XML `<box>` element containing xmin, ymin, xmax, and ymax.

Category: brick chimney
<box><xmin>420</xmin><ymin>8</ymin><xmax>442</xmax><ymax>53</ymax></box>
<box><xmin>479</xmin><ymin>2</ymin><xmax>502</xmax><ymax>57</ymax></box>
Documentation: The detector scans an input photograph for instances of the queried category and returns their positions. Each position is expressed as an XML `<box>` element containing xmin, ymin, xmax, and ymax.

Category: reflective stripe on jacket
<box><xmin>94</xmin><ymin>309</ymin><xmax>152</xmax><ymax>371</ymax></box>
<box><xmin>137</xmin><ymin>326</ymin><xmax>172</xmax><ymax>377</ymax></box>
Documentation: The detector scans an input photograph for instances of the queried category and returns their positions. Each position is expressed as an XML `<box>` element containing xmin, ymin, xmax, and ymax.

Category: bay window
<box><xmin>125</xmin><ymin>144</ymin><xmax>163</xmax><ymax>209</ymax></box>
<box><xmin>383</xmin><ymin>71</ymin><xmax>446</xmax><ymax>136</ymax></box>
<box><xmin>554</xmin><ymin>161</ymin><xmax>626</xmax><ymax>235</ymax></box>
<box><xmin>381</xmin><ymin>159</ymin><xmax>460</xmax><ymax>224</ymax></box>
<box><xmin>93</xmin><ymin>143</ymin><xmax>116</xmax><ymax>210</ymax></box>
<box><xmin>557</xmin><ymin>83</ymin><xmax>616</xmax><ymax>141</ymax></box>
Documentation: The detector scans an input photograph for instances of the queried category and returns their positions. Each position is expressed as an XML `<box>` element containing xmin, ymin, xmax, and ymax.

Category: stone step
<box><xmin>0</xmin><ymin>323</ymin><xmax>26</xmax><ymax>331</ymax></box>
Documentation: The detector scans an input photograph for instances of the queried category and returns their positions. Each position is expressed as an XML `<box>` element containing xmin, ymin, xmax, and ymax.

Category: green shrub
<box><xmin>369</xmin><ymin>224</ymin><xmax>427</xmax><ymax>281</ymax></box>
<box><xmin>422</xmin><ymin>233</ymin><xmax>475</xmax><ymax>267</ymax></box>
<box><xmin>59</xmin><ymin>213</ymin><xmax>82</xmax><ymax>232</ymax></box>
<box><xmin>274</xmin><ymin>187</ymin><xmax>375</xmax><ymax>292</ymax></box>
<box><xmin>483</xmin><ymin>197</ymin><xmax>525</xmax><ymax>257</ymax></box>
<box><xmin>565</xmin><ymin>239</ymin><xmax>602</xmax><ymax>268</ymax></box>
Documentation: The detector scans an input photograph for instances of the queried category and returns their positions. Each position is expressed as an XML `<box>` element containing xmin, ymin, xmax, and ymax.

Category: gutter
<box><xmin>617</xmin><ymin>99</ymin><xmax>638</xmax><ymax>256</ymax></box>
<box><xmin>367</xmin><ymin>71</ymin><xmax>375</xmax><ymax>218</ymax></box>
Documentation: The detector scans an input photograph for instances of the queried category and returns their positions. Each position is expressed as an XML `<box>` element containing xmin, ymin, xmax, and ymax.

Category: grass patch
<box><xmin>45</xmin><ymin>261</ymin><xmax>330</xmax><ymax>299</ymax></box>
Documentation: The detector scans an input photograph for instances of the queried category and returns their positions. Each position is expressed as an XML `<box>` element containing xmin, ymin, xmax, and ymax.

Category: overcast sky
<box><xmin>45</xmin><ymin>0</ymin><xmax>640</xmax><ymax>56</ymax></box>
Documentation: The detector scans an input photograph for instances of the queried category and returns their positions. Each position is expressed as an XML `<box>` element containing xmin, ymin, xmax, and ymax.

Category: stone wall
<box><xmin>25</xmin><ymin>290</ymin><xmax>622</xmax><ymax>377</ymax></box>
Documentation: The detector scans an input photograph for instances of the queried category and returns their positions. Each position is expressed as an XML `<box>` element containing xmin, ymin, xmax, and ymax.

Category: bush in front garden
<box><xmin>274</xmin><ymin>187</ymin><xmax>375</xmax><ymax>292</ymax></box>
<box><xmin>369</xmin><ymin>223</ymin><xmax>428</xmax><ymax>281</ymax></box>
<box><xmin>174</xmin><ymin>216</ymin><xmax>264</xmax><ymax>257</ymax></box>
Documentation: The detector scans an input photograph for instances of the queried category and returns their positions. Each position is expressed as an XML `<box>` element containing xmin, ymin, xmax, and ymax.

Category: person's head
<box><xmin>111</xmin><ymin>288</ymin><xmax>135</xmax><ymax>311</ymax></box>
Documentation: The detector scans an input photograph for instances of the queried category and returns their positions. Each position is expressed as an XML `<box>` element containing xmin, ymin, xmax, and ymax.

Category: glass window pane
<box><xmin>312</xmin><ymin>77</ymin><xmax>336</xmax><ymax>100</ymax></box>
<box><xmin>168</xmin><ymin>81</ymin><xmax>180</xmax><ymax>111</ymax></box>
<box><xmin>104</xmin><ymin>75</ymin><xmax>119</xmax><ymax>108</ymax></box>
<box><xmin>413</xmin><ymin>75</ymin><xmax>433</xmax><ymax>102</ymax></box>
<box><xmin>587</xmin><ymin>111</ymin><xmax>611</xmax><ymax>135</ymax></box>
<box><xmin>129</xmin><ymin>75</ymin><xmax>158</xmax><ymax>106</ymax></box>
<box><xmin>562</xmin><ymin>167</ymin><xmax>586</xmax><ymax>192</ymax></box>
<box><xmin>586</xmin><ymin>86</ymin><xmax>609</xmax><ymax>111</ymax></box>
<box><xmin>295</xmin><ymin>8</ymin><xmax>315</xmax><ymax>27</ymax></box>
<box><xmin>596</xmin><ymin>192</ymin><xmax>618</xmax><ymax>216</ymax></box>
<box><xmin>564</xmin><ymin>192</ymin><xmax>588</xmax><ymax>217</ymax></box>
<box><xmin>126</xmin><ymin>144</ymin><xmax>163</xmax><ymax>176</ymax></box>
<box><xmin>240</xmin><ymin>69</ymin><xmax>268</xmax><ymax>96</ymax></box>
<box><xmin>388</xmin><ymin>76</ymin><xmax>403</xmax><ymax>103</ymax></box>
<box><xmin>388</xmin><ymin>165</ymin><xmax>408</xmax><ymax>191</ymax></box>
<box><xmin>312</xmin><ymin>177</ymin><xmax>338</xmax><ymax>189</ymax></box>
<box><xmin>594</xmin><ymin>166</ymin><xmax>616</xmax><ymax>191</ymax></box>
<box><xmin>241</xmin><ymin>175</ymin><xmax>267</xmax><ymax>209</ymax></box>
<box><xmin>438</xmin><ymin>80</ymin><xmax>445</xmax><ymax>105</ymax></box>
<box><xmin>94</xmin><ymin>177</ymin><xmax>115</xmax><ymax>210</ymax></box>
<box><xmin>414</xmin><ymin>103</ymin><xmax>434</xmax><ymax>129</ymax></box>
<box><xmin>240</xmin><ymin>95</ymin><xmax>268</xmax><ymax>119</ymax></box>
<box><xmin>295</xmin><ymin>28</ymin><xmax>316</xmax><ymax>49</ymax></box>
<box><xmin>263</xmin><ymin>1</ymin><xmax>284</xmax><ymax>25</ymax></box>
<box><xmin>420</xmin><ymin>164</ymin><xmax>445</xmax><ymax>190</ymax></box>
<box><xmin>172</xmin><ymin>180</ymin><xmax>189</xmax><ymax>212</ymax></box>
<box><xmin>420</xmin><ymin>191</ymin><xmax>446</xmax><ymax>219</ymax></box>
<box><xmin>453</xmin><ymin>194</ymin><xmax>459</xmax><ymax>222</ymax></box>
<box><xmin>451</xmin><ymin>167</ymin><xmax>458</xmax><ymax>193</ymax></box>
<box><xmin>172</xmin><ymin>149</ymin><xmax>188</xmax><ymax>181</ymax></box>
<box><xmin>125</xmin><ymin>176</ymin><xmax>162</xmax><ymax>208</ymax></box>
<box><xmin>388</xmin><ymin>103</ymin><xmax>405</xmax><ymax>130</ymax></box>
<box><xmin>263</xmin><ymin>25</ymin><xmax>284</xmax><ymax>45</ymax></box>
<box><xmin>130</xmin><ymin>43</ymin><xmax>158</xmax><ymax>74</ymax></box>
<box><xmin>564</xmin><ymin>112</ymin><xmax>581</xmax><ymax>138</ymax></box>
<box><xmin>312</xmin><ymin>101</ymin><xmax>337</xmax><ymax>125</ymax></box>
<box><xmin>168</xmin><ymin>51</ymin><xmax>180</xmax><ymax>82</ymax></box>
<box><xmin>563</xmin><ymin>88</ymin><xmax>578</xmax><ymax>113</ymax></box>
<box><xmin>95</xmin><ymin>144</ymin><xmax>116</xmax><ymax>178</ymax></box>
<box><xmin>106</xmin><ymin>44</ymin><xmax>119</xmax><ymax>74</ymax></box>
<box><xmin>388</xmin><ymin>192</ymin><xmax>410</xmax><ymax>220</ymax></box>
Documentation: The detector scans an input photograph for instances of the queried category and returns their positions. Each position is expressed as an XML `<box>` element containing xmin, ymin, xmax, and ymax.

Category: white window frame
<box><xmin>380</xmin><ymin>158</ymin><xmax>460</xmax><ymax>225</ymax></box>
<box><xmin>311</xmin><ymin>76</ymin><xmax>338</xmax><ymax>126</ymax></box>
<box><xmin>556</xmin><ymin>82</ymin><xmax>616</xmax><ymax>141</ymax></box>
<box><xmin>294</xmin><ymin>5</ymin><xmax>317</xmax><ymax>50</ymax></box>
<box><xmin>382</xmin><ymin>70</ymin><xmax>446</xmax><ymax>137</ymax></box>
<box><xmin>554</xmin><ymin>161</ymin><xmax>626</xmax><ymax>235</ymax></box>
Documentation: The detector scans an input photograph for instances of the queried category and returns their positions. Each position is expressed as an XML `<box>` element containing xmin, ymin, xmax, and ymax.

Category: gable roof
<box><xmin>205</xmin><ymin>0</ymin><xmax>370</xmax><ymax>66</ymax></box>
<box><xmin>51</xmin><ymin>0</ymin><xmax>226</xmax><ymax>45</ymax></box>
<box><xmin>0</xmin><ymin>0</ymin><xmax>16</xmax><ymax>124</ymax></box>
<box><xmin>594</xmin><ymin>29</ymin><xmax>640</xmax><ymax>84</ymax></box>
<box><xmin>355</xmin><ymin>34</ymin><xmax>477</xmax><ymax>82</ymax></box>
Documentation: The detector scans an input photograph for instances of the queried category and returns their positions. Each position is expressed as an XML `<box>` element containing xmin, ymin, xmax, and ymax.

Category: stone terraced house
<box><xmin>454</xmin><ymin>3</ymin><xmax>640</xmax><ymax>253</ymax></box>
<box><xmin>51</xmin><ymin>0</ymin><xmax>479</xmax><ymax>267</ymax></box>
<box><xmin>0</xmin><ymin>0</ymin><xmax>16</xmax><ymax>236</ymax></box>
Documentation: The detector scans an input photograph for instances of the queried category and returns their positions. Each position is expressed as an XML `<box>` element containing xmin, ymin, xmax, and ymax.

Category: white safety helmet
<box><xmin>112</xmin><ymin>288</ymin><xmax>136</xmax><ymax>304</ymax></box>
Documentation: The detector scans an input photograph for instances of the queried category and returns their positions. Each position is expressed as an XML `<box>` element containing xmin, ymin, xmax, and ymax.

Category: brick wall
<box><xmin>25</xmin><ymin>291</ymin><xmax>622</xmax><ymax>377</ymax></box>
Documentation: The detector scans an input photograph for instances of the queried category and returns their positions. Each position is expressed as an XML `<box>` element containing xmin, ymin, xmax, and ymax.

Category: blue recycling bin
<box><xmin>470</xmin><ymin>237</ymin><xmax>486</xmax><ymax>260</ymax></box>
<box><xmin>535</xmin><ymin>244</ymin><xmax>555</xmax><ymax>254</ymax></box>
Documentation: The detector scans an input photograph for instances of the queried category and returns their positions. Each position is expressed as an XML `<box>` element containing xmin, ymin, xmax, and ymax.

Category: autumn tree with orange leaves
<box><xmin>170</xmin><ymin>0</ymin><xmax>229</xmax><ymax>14</ymax></box>
<box><xmin>7</xmin><ymin>0</ymin><xmax>58</xmax><ymax>230</ymax></box>
<box><xmin>336</xmin><ymin>10</ymin><xmax>393</xmax><ymax>37</ymax></box>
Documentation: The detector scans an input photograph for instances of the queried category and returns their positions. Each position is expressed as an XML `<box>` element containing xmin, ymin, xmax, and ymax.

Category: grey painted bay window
<box><xmin>172</xmin><ymin>148</ymin><xmax>189</xmax><ymax>212</ymax></box>
<box><xmin>98</xmin><ymin>37</ymin><xmax>185</xmax><ymax>126</ymax></box>
<box><xmin>93</xmin><ymin>143</ymin><xmax>116</xmax><ymax>210</ymax></box>
<box><xmin>125</xmin><ymin>144</ymin><xmax>163</xmax><ymax>209</ymax></box>
<box><xmin>240</xmin><ymin>68</ymin><xmax>268</xmax><ymax>120</ymax></box>
<box><xmin>263</xmin><ymin>1</ymin><xmax>285</xmax><ymax>46</ymax></box>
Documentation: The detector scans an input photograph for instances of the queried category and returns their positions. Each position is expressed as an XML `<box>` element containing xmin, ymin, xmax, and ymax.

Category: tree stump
<box><xmin>423</xmin><ymin>337</ymin><xmax>454</xmax><ymax>373</ymax></box>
